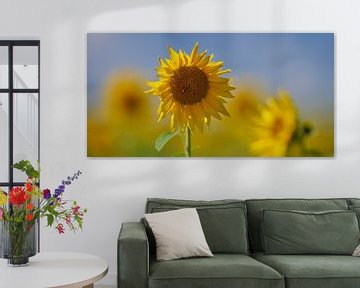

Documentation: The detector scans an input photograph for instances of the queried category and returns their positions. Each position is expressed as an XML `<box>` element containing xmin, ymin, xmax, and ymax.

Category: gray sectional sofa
<box><xmin>118</xmin><ymin>198</ymin><xmax>360</xmax><ymax>288</ymax></box>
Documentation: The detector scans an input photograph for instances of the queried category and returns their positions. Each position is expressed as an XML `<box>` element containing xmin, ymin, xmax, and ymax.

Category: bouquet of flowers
<box><xmin>0</xmin><ymin>160</ymin><xmax>87</xmax><ymax>265</ymax></box>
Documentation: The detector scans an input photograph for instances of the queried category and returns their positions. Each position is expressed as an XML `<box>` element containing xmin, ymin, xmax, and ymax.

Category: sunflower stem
<box><xmin>185</xmin><ymin>126</ymin><xmax>192</xmax><ymax>157</ymax></box>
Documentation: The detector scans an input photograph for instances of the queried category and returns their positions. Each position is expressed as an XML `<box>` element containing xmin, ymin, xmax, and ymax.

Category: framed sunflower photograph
<box><xmin>87</xmin><ymin>33</ymin><xmax>334</xmax><ymax>157</ymax></box>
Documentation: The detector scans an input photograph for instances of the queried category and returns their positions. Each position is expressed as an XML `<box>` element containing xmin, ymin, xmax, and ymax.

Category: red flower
<box><xmin>9</xmin><ymin>187</ymin><xmax>26</xmax><ymax>205</ymax></box>
<box><xmin>24</xmin><ymin>193</ymin><xmax>31</xmax><ymax>200</ymax></box>
<box><xmin>26</xmin><ymin>203</ymin><xmax>34</xmax><ymax>210</ymax></box>
<box><xmin>56</xmin><ymin>223</ymin><xmax>65</xmax><ymax>234</ymax></box>
<box><xmin>26</xmin><ymin>214</ymin><xmax>33</xmax><ymax>221</ymax></box>
<box><xmin>25</xmin><ymin>182</ymin><xmax>33</xmax><ymax>192</ymax></box>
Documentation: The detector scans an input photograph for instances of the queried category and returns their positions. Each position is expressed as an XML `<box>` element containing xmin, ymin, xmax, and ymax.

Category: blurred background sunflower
<box><xmin>248</xmin><ymin>90</ymin><xmax>331</xmax><ymax>157</ymax></box>
<box><xmin>102</xmin><ymin>73</ymin><xmax>151</xmax><ymax>128</ymax></box>
<box><xmin>87</xmin><ymin>72</ymin><xmax>166</xmax><ymax>156</ymax></box>
<box><xmin>250</xmin><ymin>91</ymin><xmax>298</xmax><ymax>157</ymax></box>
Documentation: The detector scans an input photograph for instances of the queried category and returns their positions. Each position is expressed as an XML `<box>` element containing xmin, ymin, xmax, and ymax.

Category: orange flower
<box><xmin>26</xmin><ymin>214</ymin><xmax>33</xmax><ymax>221</ymax></box>
<box><xmin>24</xmin><ymin>193</ymin><xmax>31</xmax><ymax>200</ymax></box>
<box><xmin>26</xmin><ymin>203</ymin><xmax>34</xmax><ymax>210</ymax></box>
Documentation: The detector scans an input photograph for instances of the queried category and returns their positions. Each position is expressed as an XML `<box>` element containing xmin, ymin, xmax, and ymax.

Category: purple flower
<box><xmin>54</xmin><ymin>170</ymin><xmax>82</xmax><ymax>199</ymax></box>
<box><xmin>54</xmin><ymin>189</ymin><xmax>63</xmax><ymax>199</ymax></box>
<box><xmin>43</xmin><ymin>189</ymin><xmax>51</xmax><ymax>200</ymax></box>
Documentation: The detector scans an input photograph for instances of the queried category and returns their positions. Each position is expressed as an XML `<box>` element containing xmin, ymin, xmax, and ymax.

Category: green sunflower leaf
<box><xmin>155</xmin><ymin>129</ymin><xmax>180</xmax><ymax>152</ymax></box>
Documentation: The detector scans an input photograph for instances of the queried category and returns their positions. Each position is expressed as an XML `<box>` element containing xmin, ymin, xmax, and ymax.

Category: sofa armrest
<box><xmin>118</xmin><ymin>222</ymin><xmax>149</xmax><ymax>288</ymax></box>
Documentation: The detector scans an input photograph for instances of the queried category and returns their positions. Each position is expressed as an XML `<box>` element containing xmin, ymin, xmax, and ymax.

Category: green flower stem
<box><xmin>9</xmin><ymin>222</ymin><xmax>29</xmax><ymax>260</ymax></box>
<box><xmin>185</xmin><ymin>126</ymin><xmax>192</xmax><ymax>157</ymax></box>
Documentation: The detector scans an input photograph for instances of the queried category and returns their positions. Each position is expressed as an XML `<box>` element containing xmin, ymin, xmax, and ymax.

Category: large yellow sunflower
<box><xmin>146</xmin><ymin>42</ymin><xmax>234</xmax><ymax>132</ymax></box>
<box><xmin>250</xmin><ymin>91</ymin><xmax>298</xmax><ymax>157</ymax></box>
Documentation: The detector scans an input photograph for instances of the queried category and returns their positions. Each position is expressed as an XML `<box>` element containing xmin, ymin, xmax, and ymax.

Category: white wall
<box><xmin>1</xmin><ymin>0</ymin><xmax>360</xmax><ymax>286</ymax></box>
<box><xmin>0</xmin><ymin>108</ymin><xmax>8</xmax><ymax>182</ymax></box>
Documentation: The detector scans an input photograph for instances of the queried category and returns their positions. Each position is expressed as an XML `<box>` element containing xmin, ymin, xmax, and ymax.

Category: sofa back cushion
<box><xmin>261</xmin><ymin>209</ymin><xmax>359</xmax><ymax>255</ymax></box>
<box><xmin>348</xmin><ymin>198</ymin><xmax>360</xmax><ymax>207</ymax></box>
<box><xmin>145</xmin><ymin>198</ymin><xmax>249</xmax><ymax>254</ymax></box>
<box><xmin>246</xmin><ymin>198</ymin><xmax>349</xmax><ymax>252</ymax></box>
<box><xmin>347</xmin><ymin>199</ymin><xmax>360</xmax><ymax>228</ymax></box>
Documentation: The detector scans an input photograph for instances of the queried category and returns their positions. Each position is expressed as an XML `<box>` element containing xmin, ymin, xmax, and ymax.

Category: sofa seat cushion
<box><xmin>253</xmin><ymin>252</ymin><xmax>360</xmax><ymax>288</ymax></box>
<box><xmin>149</xmin><ymin>254</ymin><xmax>284</xmax><ymax>288</ymax></box>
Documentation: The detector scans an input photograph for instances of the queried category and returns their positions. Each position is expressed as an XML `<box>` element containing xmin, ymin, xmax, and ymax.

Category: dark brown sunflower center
<box><xmin>122</xmin><ymin>94</ymin><xmax>141</xmax><ymax>115</ymax></box>
<box><xmin>272</xmin><ymin>117</ymin><xmax>284</xmax><ymax>136</ymax></box>
<box><xmin>170</xmin><ymin>66</ymin><xmax>209</xmax><ymax>105</ymax></box>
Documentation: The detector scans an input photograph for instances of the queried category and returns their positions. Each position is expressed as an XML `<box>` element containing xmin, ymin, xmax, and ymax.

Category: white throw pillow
<box><xmin>353</xmin><ymin>244</ymin><xmax>360</xmax><ymax>256</ymax></box>
<box><xmin>145</xmin><ymin>208</ymin><xmax>213</xmax><ymax>261</ymax></box>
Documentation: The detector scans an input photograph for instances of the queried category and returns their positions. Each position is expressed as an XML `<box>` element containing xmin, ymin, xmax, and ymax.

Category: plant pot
<box><xmin>0</xmin><ymin>220</ymin><xmax>37</xmax><ymax>266</ymax></box>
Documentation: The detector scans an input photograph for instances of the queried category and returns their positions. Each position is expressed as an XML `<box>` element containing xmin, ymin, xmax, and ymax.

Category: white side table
<box><xmin>0</xmin><ymin>252</ymin><xmax>108</xmax><ymax>288</ymax></box>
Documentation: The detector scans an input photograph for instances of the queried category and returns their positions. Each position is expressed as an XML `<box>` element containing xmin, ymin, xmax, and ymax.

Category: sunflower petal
<box><xmin>201</xmin><ymin>99</ymin><xmax>222</xmax><ymax>120</ymax></box>
<box><xmin>215</xmin><ymin>69</ymin><xmax>231</xmax><ymax>75</ymax></box>
<box><xmin>168</xmin><ymin>46</ymin><xmax>180</xmax><ymax>67</ymax></box>
<box><xmin>206</xmin><ymin>96</ymin><xmax>230</xmax><ymax>117</ymax></box>
<box><xmin>202</xmin><ymin>62</ymin><xmax>223</xmax><ymax>74</ymax></box>
<box><xmin>190</xmin><ymin>42</ymin><xmax>199</xmax><ymax>61</ymax></box>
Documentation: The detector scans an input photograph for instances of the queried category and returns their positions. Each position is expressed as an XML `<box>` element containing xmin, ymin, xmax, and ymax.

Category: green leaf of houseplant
<box><xmin>155</xmin><ymin>129</ymin><xmax>180</xmax><ymax>152</ymax></box>
<box><xmin>47</xmin><ymin>214</ymin><xmax>55</xmax><ymax>227</ymax></box>
<box><xmin>13</xmin><ymin>160</ymin><xmax>40</xmax><ymax>180</ymax></box>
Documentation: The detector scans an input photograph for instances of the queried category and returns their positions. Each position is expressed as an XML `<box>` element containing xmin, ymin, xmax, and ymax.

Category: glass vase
<box><xmin>0</xmin><ymin>220</ymin><xmax>37</xmax><ymax>266</ymax></box>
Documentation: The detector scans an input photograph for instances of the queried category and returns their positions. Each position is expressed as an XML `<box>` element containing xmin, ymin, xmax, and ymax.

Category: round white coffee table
<box><xmin>0</xmin><ymin>252</ymin><xmax>108</xmax><ymax>288</ymax></box>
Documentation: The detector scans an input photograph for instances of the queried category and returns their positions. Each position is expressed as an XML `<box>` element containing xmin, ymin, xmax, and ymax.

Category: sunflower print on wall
<box><xmin>87</xmin><ymin>33</ymin><xmax>334</xmax><ymax>157</ymax></box>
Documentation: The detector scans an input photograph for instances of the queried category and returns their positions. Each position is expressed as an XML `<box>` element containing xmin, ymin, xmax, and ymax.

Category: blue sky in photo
<box><xmin>87</xmin><ymin>33</ymin><xmax>334</xmax><ymax>116</ymax></box>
